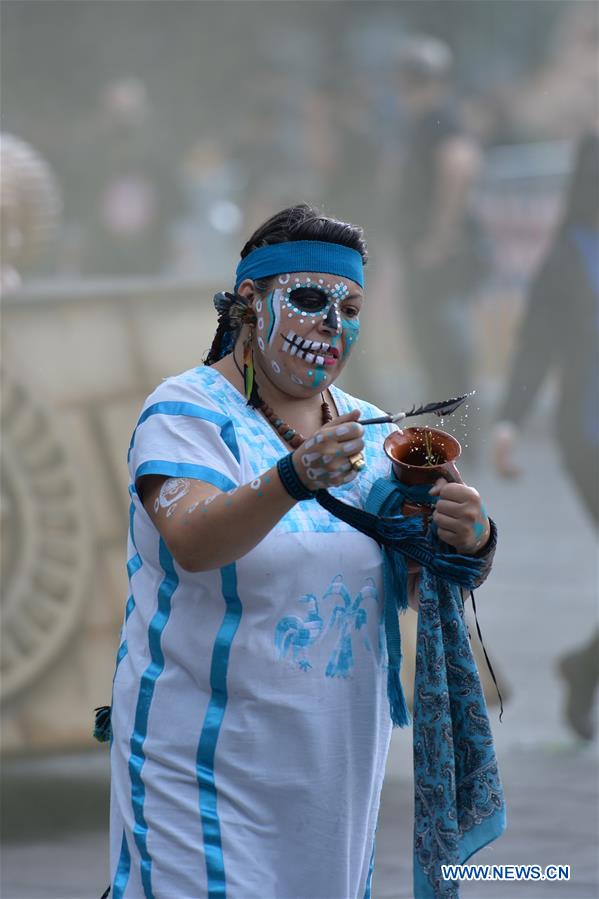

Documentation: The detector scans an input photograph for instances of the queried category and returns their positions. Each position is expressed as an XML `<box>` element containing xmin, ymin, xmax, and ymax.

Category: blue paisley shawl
<box><xmin>367</xmin><ymin>477</ymin><xmax>505</xmax><ymax>898</ymax></box>
<box><xmin>318</xmin><ymin>476</ymin><xmax>506</xmax><ymax>898</ymax></box>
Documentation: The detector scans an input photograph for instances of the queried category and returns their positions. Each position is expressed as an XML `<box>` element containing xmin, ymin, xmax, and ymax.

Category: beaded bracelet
<box><xmin>276</xmin><ymin>453</ymin><xmax>316</xmax><ymax>502</ymax></box>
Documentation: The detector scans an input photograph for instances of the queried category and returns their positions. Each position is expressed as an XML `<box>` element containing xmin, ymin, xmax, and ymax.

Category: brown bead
<box><xmin>290</xmin><ymin>434</ymin><xmax>304</xmax><ymax>448</ymax></box>
<box><xmin>321</xmin><ymin>400</ymin><xmax>333</xmax><ymax>423</ymax></box>
<box><xmin>277</xmin><ymin>423</ymin><xmax>289</xmax><ymax>435</ymax></box>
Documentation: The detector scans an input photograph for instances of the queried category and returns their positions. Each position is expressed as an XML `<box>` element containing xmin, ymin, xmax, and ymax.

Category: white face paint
<box><xmin>252</xmin><ymin>271</ymin><xmax>363</xmax><ymax>396</ymax></box>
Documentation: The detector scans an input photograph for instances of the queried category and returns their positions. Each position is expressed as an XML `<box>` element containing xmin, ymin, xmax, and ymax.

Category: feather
<box><xmin>360</xmin><ymin>394</ymin><xmax>469</xmax><ymax>427</ymax></box>
<box><xmin>403</xmin><ymin>394</ymin><xmax>468</xmax><ymax>418</ymax></box>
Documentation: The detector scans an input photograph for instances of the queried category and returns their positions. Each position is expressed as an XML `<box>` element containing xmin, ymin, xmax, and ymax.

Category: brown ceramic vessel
<box><xmin>384</xmin><ymin>427</ymin><xmax>462</xmax><ymax>567</ymax></box>
<box><xmin>384</xmin><ymin>426</ymin><xmax>462</xmax><ymax>486</ymax></box>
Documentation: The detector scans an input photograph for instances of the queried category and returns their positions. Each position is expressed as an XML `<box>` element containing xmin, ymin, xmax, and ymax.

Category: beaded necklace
<box><xmin>232</xmin><ymin>352</ymin><xmax>332</xmax><ymax>449</ymax></box>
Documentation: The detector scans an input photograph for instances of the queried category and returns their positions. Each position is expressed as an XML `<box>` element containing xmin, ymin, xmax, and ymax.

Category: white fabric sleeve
<box><xmin>128</xmin><ymin>378</ymin><xmax>242</xmax><ymax>493</ymax></box>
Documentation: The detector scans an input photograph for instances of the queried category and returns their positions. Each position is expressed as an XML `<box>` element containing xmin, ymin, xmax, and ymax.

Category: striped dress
<box><xmin>109</xmin><ymin>365</ymin><xmax>397</xmax><ymax>899</ymax></box>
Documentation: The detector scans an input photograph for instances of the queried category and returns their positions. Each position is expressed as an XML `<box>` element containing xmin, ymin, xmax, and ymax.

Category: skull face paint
<box><xmin>253</xmin><ymin>271</ymin><xmax>362</xmax><ymax>394</ymax></box>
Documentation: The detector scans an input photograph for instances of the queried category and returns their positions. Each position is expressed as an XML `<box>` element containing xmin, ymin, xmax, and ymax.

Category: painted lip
<box><xmin>281</xmin><ymin>332</ymin><xmax>340</xmax><ymax>367</ymax></box>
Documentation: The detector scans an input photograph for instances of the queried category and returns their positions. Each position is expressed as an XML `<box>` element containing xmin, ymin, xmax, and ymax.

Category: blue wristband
<box><xmin>276</xmin><ymin>453</ymin><xmax>316</xmax><ymax>501</ymax></box>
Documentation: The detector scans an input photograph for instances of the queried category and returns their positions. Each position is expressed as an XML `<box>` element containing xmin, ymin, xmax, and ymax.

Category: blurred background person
<box><xmin>492</xmin><ymin>130</ymin><xmax>599</xmax><ymax>741</ymax></box>
<box><xmin>394</xmin><ymin>36</ymin><xmax>489</xmax><ymax>421</ymax></box>
<box><xmin>64</xmin><ymin>76</ymin><xmax>184</xmax><ymax>277</ymax></box>
<box><xmin>0</xmin><ymin>133</ymin><xmax>62</xmax><ymax>289</ymax></box>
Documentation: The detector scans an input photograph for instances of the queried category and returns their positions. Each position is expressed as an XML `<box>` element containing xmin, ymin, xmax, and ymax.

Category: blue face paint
<box><xmin>341</xmin><ymin>316</ymin><xmax>361</xmax><ymax>360</ymax></box>
<box><xmin>266</xmin><ymin>291</ymin><xmax>279</xmax><ymax>344</ymax></box>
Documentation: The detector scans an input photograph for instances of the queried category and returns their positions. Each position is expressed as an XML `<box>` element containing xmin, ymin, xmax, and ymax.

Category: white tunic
<box><xmin>109</xmin><ymin>365</ymin><xmax>396</xmax><ymax>899</ymax></box>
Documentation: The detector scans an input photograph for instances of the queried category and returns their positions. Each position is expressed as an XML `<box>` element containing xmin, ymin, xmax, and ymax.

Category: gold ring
<box><xmin>349</xmin><ymin>452</ymin><xmax>366</xmax><ymax>471</ymax></box>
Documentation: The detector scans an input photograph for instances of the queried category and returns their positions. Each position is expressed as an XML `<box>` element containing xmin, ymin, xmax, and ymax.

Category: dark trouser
<box><xmin>561</xmin><ymin>438</ymin><xmax>599</xmax><ymax>528</ymax></box>
<box><xmin>559</xmin><ymin>437</ymin><xmax>598</xmax><ymax>736</ymax></box>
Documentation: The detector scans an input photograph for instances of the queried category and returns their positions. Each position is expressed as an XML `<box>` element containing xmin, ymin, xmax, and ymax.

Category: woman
<box><xmin>109</xmin><ymin>204</ymin><xmax>494</xmax><ymax>898</ymax></box>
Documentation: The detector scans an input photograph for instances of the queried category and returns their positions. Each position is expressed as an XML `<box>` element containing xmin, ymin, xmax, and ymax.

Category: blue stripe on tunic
<box><xmin>116</xmin><ymin>639</ymin><xmax>129</xmax><ymax>668</ymax></box>
<box><xmin>363</xmin><ymin>838</ymin><xmax>376</xmax><ymax>899</ymax></box>
<box><xmin>125</xmin><ymin>501</ymin><xmax>141</xmax><ymax>615</ymax></box>
<box><xmin>112</xmin><ymin>829</ymin><xmax>131</xmax><ymax>899</ymax></box>
<box><xmin>116</xmin><ymin>507</ymin><xmax>142</xmax><ymax>676</ymax></box>
<box><xmin>196</xmin><ymin>563</ymin><xmax>243</xmax><ymax>898</ymax></box>
<box><xmin>127</xmin><ymin>538</ymin><xmax>179</xmax><ymax>899</ymax></box>
<box><xmin>128</xmin><ymin>401</ymin><xmax>240</xmax><ymax>464</ymax></box>
<box><xmin>127</xmin><ymin>554</ymin><xmax>142</xmax><ymax>580</ymax></box>
<box><xmin>134</xmin><ymin>460</ymin><xmax>237</xmax><ymax>493</ymax></box>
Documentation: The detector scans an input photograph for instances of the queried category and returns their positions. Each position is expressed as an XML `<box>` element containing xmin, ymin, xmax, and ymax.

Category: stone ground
<box><xmin>2</xmin><ymin>431</ymin><xmax>598</xmax><ymax>899</ymax></box>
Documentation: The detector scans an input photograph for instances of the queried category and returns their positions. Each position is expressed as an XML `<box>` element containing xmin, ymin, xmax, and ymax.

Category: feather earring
<box><xmin>243</xmin><ymin>326</ymin><xmax>255</xmax><ymax>401</ymax></box>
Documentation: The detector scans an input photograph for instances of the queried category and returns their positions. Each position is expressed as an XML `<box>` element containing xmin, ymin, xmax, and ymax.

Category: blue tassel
<box><xmin>382</xmin><ymin>545</ymin><xmax>410</xmax><ymax>728</ymax></box>
<box><xmin>94</xmin><ymin>705</ymin><xmax>112</xmax><ymax>743</ymax></box>
<box><xmin>388</xmin><ymin>665</ymin><xmax>411</xmax><ymax>727</ymax></box>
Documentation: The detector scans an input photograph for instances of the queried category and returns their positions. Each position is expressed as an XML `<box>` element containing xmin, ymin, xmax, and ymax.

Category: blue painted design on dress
<box><xmin>274</xmin><ymin>576</ymin><xmax>379</xmax><ymax>676</ymax></box>
<box><xmin>324</xmin><ymin>576</ymin><xmax>377</xmax><ymax>678</ymax></box>
<box><xmin>274</xmin><ymin>594</ymin><xmax>323</xmax><ymax>670</ymax></box>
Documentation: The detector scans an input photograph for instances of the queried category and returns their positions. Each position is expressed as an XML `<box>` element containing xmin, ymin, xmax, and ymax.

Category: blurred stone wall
<box><xmin>1</xmin><ymin>279</ymin><xmax>216</xmax><ymax>752</ymax></box>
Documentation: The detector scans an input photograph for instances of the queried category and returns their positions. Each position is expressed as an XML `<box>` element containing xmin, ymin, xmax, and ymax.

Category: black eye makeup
<box><xmin>287</xmin><ymin>287</ymin><xmax>329</xmax><ymax>313</ymax></box>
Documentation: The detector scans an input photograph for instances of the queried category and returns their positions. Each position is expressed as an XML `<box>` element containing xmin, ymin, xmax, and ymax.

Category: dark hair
<box><xmin>561</xmin><ymin>131</ymin><xmax>599</xmax><ymax>230</ymax></box>
<box><xmin>204</xmin><ymin>204</ymin><xmax>367</xmax><ymax>366</ymax></box>
<box><xmin>240</xmin><ymin>203</ymin><xmax>368</xmax><ymax>264</ymax></box>
<box><xmin>241</xmin><ymin>203</ymin><xmax>367</xmax><ymax>293</ymax></box>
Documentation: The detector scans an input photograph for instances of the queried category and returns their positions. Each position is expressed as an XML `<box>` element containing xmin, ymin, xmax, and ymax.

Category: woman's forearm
<box><xmin>143</xmin><ymin>467</ymin><xmax>297</xmax><ymax>572</ymax></box>
<box><xmin>141</xmin><ymin>411</ymin><xmax>365</xmax><ymax>572</ymax></box>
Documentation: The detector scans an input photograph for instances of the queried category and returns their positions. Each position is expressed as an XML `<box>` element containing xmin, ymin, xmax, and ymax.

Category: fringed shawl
<box><xmin>317</xmin><ymin>477</ymin><xmax>506</xmax><ymax>897</ymax></box>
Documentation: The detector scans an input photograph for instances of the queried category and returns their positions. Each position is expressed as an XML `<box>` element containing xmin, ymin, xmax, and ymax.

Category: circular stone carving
<box><xmin>1</xmin><ymin>372</ymin><xmax>91</xmax><ymax>703</ymax></box>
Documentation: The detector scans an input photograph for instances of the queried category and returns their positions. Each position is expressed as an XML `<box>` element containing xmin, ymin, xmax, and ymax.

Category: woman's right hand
<box><xmin>291</xmin><ymin>409</ymin><xmax>365</xmax><ymax>491</ymax></box>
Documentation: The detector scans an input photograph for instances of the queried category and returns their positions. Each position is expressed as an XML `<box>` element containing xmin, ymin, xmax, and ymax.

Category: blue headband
<box><xmin>235</xmin><ymin>240</ymin><xmax>364</xmax><ymax>289</ymax></box>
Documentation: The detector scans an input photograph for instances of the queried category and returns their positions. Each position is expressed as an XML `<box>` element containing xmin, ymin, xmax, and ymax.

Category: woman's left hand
<box><xmin>429</xmin><ymin>475</ymin><xmax>490</xmax><ymax>555</ymax></box>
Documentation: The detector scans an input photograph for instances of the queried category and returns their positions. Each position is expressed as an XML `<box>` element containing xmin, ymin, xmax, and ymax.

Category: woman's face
<box><xmin>242</xmin><ymin>270</ymin><xmax>363</xmax><ymax>396</ymax></box>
